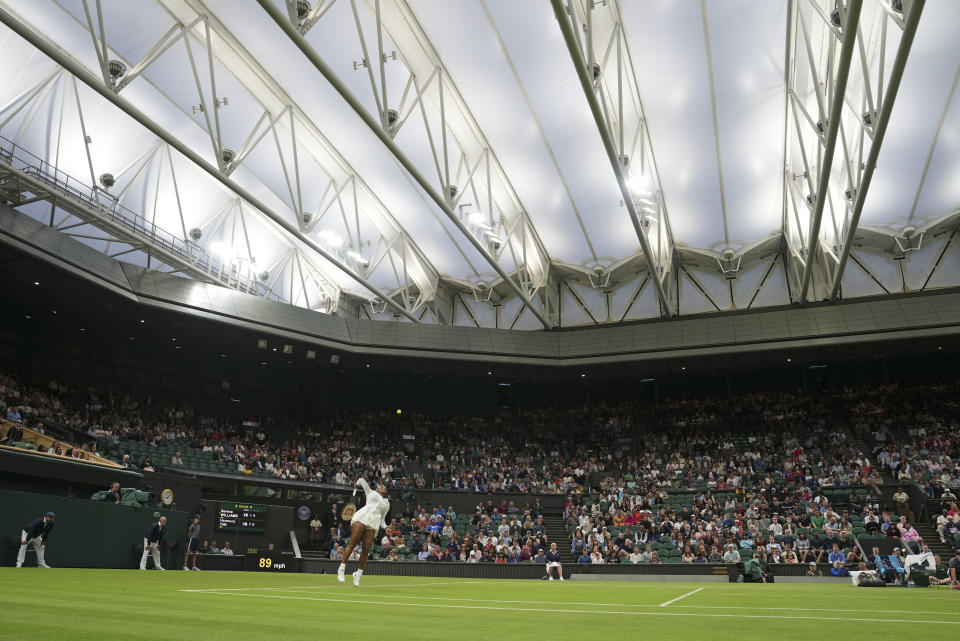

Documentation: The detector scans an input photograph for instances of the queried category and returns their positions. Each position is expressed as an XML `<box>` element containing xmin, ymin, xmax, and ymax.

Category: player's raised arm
<box><xmin>355</xmin><ymin>477</ymin><xmax>373</xmax><ymax>497</ymax></box>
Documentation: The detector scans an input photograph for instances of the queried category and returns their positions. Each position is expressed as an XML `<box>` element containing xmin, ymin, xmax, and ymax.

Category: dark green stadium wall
<box><xmin>1</xmin><ymin>489</ymin><xmax>188</xmax><ymax>569</ymax></box>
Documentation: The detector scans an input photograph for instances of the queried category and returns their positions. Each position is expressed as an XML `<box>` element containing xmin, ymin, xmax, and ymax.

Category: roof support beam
<box><xmin>828</xmin><ymin>0</ymin><xmax>925</xmax><ymax>301</ymax></box>
<box><xmin>168</xmin><ymin>0</ymin><xmax>444</xmax><ymax>317</ymax></box>
<box><xmin>797</xmin><ymin>0</ymin><xmax>862</xmax><ymax>304</ymax></box>
<box><xmin>564</xmin><ymin>0</ymin><xmax>678</xmax><ymax>310</ymax></box>
<box><xmin>257</xmin><ymin>0</ymin><xmax>553</xmax><ymax>329</ymax></box>
<box><xmin>0</xmin><ymin>2</ymin><xmax>419</xmax><ymax>323</ymax></box>
<box><xmin>550</xmin><ymin>0</ymin><xmax>671</xmax><ymax>315</ymax></box>
<box><xmin>0</xmin><ymin>135</ymin><xmax>279</xmax><ymax>300</ymax></box>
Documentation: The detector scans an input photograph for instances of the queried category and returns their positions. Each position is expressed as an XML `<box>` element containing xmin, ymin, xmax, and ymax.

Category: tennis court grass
<box><xmin>0</xmin><ymin>568</ymin><xmax>956</xmax><ymax>640</ymax></box>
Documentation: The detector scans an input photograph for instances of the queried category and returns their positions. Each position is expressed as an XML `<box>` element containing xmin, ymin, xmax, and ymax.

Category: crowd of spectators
<box><xmin>3</xmin><ymin>372</ymin><xmax>959</xmax><ymax>502</ymax></box>
<box><xmin>4</xmin><ymin>369</ymin><xmax>960</xmax><ymax>576</ymax></box>
<box><xmin>844</xmin><ymin>381</ymin><xmax>960</xmax><ymax>498</ymax></box>
<box><xmin>323</xmin><ymin>498</ymin><xmax>556</xmax><ymax>563</ymax></box>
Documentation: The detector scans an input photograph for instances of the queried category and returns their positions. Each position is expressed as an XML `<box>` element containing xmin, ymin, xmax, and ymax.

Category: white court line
<box><xmin>179</xmin><ymin>580</ymin><xmax>487</xmax><ymax>593</ymax></box>
<box><xmin>684</xmin><ymin>591</ymin><xmax>960</xmax><ymax>602</ymax></box>
<box><xmin>191</xmin><ymin>590</ymin><xmax>960</xmax><ymax>626</ymax></box>
<box><xmin>659</xmin><ymin>587</ymin><xmax>704</xmax><ymax>607</ymax></box>
<box><xmin>249</xmin><ymin>587</ymin><xmax>958</xmax><ymax>617</ymax></box>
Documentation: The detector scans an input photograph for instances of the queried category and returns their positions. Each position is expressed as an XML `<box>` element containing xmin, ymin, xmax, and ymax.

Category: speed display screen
<box><xmin>216</xmin><ymin>502</ymin><xmax>267</xmax><ymax>533</ymax></box>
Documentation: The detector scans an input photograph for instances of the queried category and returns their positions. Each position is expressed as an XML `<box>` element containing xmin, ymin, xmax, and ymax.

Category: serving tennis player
<box><xmin>337</xmin><ymin>477</ymin><xmax>389</xmax><ymax>586</ymax></box>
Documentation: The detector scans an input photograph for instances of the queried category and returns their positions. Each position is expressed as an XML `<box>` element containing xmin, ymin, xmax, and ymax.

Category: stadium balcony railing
<box><xmin>1</xmin><ymin>419</ymin><xmax>121</xmax><ymax>470</ymax></box>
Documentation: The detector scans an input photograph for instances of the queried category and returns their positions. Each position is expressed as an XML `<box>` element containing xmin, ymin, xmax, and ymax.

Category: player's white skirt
<box><xmin>351</xmin><ymin>504</ymin><xmax>382</xmax><ymax>529</ymax></box>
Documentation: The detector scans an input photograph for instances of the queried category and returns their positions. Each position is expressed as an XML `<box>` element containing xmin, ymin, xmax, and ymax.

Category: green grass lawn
<box><xmin>0</xmin><ymin>568</ymin><xmax>956</xmax><ymax>640</ymax></box>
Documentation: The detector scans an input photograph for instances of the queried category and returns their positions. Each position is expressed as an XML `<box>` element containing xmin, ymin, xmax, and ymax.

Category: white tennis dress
<box><xmin>351</xmin><ymin>478</ymin><xmax>389</xmax><ymax>530</ymax></box>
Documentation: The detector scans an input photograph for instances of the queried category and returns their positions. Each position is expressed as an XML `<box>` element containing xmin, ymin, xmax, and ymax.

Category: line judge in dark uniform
<box><xmin>140</xmin><ymin>516</ymin><xmax>167</xmax><ymax>570</ymax></box>
<box><xmin>16</xmin><ymin>512</ymin><xmax>55</xmax><ymax>568</ymax></box>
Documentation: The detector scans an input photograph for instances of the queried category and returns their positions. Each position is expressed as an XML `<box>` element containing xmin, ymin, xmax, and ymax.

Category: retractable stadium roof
<box><xmin>0</xmin><ymin>0</ymin><xmax>957</xmax><ymax>331</ymax></box>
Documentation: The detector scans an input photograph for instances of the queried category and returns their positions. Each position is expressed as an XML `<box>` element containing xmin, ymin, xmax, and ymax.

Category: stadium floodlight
<box><xmin>467</xmin><ymin>211</ymin><xmax>487</xmax><ymax>226</ymax></box>
<box><xmin>296</xmin><ymin>0</ymin><xmax>311</xmax><ymax>20</ymax></box>
<box><xmin>209</xmin><ymin>241</ymin><xmax>235</xmax><ymax>261</ymax></box>
<box><xmin>626</xmin><ymin>172</ymin><xmax>652</xmax><ymax>196</ymax></box>
<box><xmin>107</xmin><ymin>60</ymin><xmax>126</xmax><ymax>84</ymax></box>
<box><xmin>346</xmin><ymin>250</ymin><xmax>369</xmax><ymax>267</ymax></box>
<box><xmin>318</xmin><ymin>229</ymin><xmax>344</xmax><ymax>247</ymax></box>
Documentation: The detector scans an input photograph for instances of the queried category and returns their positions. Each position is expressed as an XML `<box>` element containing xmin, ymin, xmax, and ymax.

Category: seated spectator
<box><xmin>898</xmin><ymin>519</ymin><xmax>922</xmax><ymax>553</ymax></box>
<box><xmin>221</xmin><ymin>541</ymin><xmax>233</xmax><ymax>556</ymax></box>
<box><xmin>806</xmin><ymin>562</ymin><xmax>822</xmax><ymax>576</ymax></box>
<box><xmin>846</xmin><ymin>545</ymin><xmax>862</xmax><ymax>564</ymax></box>
<box><xmin>577</xmin><ymin>550</ymin><xmax>592</xmax><ymax>564</ymax></box>
<box><xmin>468</xmin><ymin>544</ymin><xmax>482</xmax><ymax>563</ymax></box>
<box><xmin>722</xmin><ymin>544</ymin><xmax>741</xmax><ymax>563</ymax></box>
<box><xmin>795</xmin><ymin>532</ymin><xmax>811</xmax><ymax>563</ymax></box>
<box><xmin>935</xmin><ymin>513</ymin><xmax>952</xmax><ymax>543</ymax></box>
<box><xmin>827</xmin><ymin>543</ymin><xmax>846</xmax><ymax>566</ymax></box>
<box><xmin>632</xmin><ymin>544</ymin><xmax>649</xmax><ymax>562</ymax></box>
<box><xmin>171</xmin><ymin>451</ymin><xmax>183</xmax><ymax>466</ymax></box>
<box><xmin>809</xmin><ymin>537</ymin><xmax>826</xmax><ymax>563</ymax></box>
<box><xmin>589</xmin><ymin>546</ymin><xmax>604</xmax><ymax>564</ymax></box>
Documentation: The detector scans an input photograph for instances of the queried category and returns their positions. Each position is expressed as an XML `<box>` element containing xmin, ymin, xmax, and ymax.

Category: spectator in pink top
<box><xmin>899</xmin><ymin>519</ymin><xmax>922</xmax><ymax>553</ymax></box>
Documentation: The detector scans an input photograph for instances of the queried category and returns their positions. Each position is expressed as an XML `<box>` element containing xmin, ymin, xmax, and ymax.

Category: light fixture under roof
<box><xmin>626</xmin><ymin>172</ymin><xmax>652</xmax><ymax>195</ymax></box>
<box><xmin>319</xmin><ymin>229</ymin><xmax>344</xmax><ymax>247</ymax></box>
<box><xmin>467</xmin><ymin>211</ymin><xmax>487</xmax><ymax>226</ymax></box>
<box><xmin>209</xmin><ymin>241</ymin><xmax>234</xmax><ymax>261</ymax></box>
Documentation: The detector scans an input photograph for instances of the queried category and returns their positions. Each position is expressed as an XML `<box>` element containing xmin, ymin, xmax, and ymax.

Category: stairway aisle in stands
<box><xmin>853</xmin><ymin>439</ymin><xmax>952</xmax><ymax>560</ymax></box>
<box><xmin>853</xmin><ymin>439</ymin><xmax>896</xmax><ymax>485</ymax></box>
<box><xmin>914</xmin><ymin>522</ymin><xmax>953</xmax><ymax>560</ymax></box>
<box><xmin>542</xmin><ymin>512</ymin><xmax>575</xmax><ymax>565</ymax></box>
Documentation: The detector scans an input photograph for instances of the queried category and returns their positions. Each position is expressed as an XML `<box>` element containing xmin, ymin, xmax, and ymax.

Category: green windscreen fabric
<box><xmin>1</xmin><ymin>488</ymin><xmax>187</xmax><ymax>568</ymax></box>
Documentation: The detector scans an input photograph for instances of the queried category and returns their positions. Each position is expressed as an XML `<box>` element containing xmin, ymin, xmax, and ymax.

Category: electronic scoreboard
<box><xmin>216</xmin><ymin>502</ymin><xmax>267</xmax><ymax>533</ymax></box>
